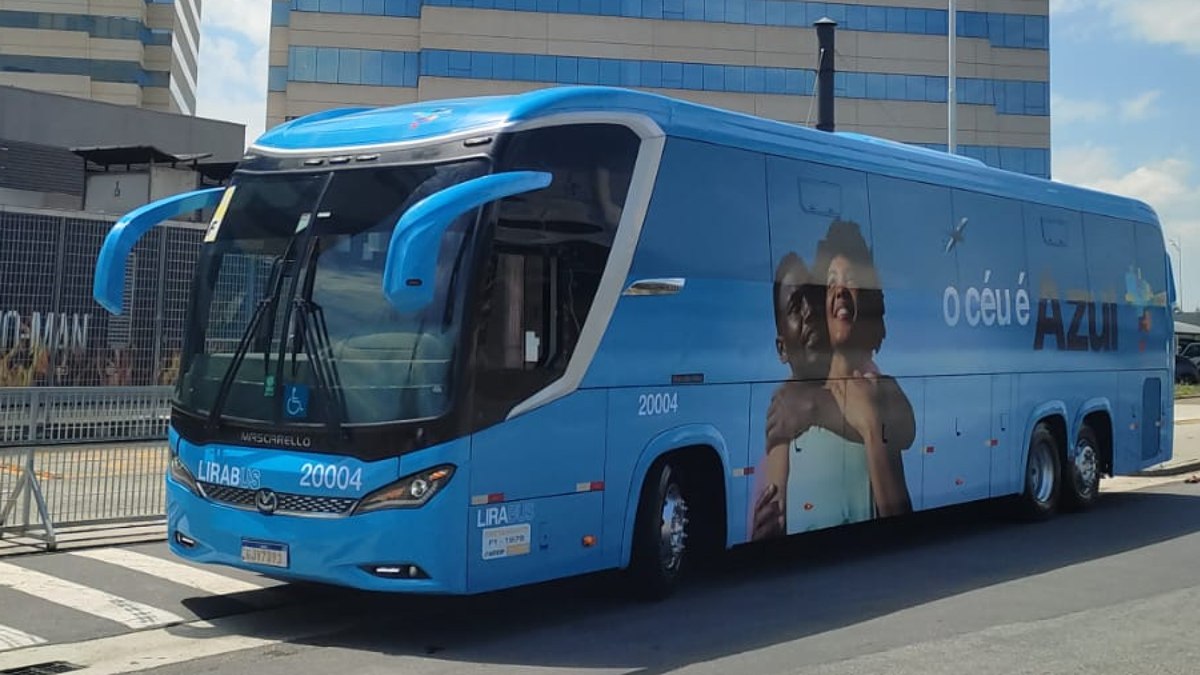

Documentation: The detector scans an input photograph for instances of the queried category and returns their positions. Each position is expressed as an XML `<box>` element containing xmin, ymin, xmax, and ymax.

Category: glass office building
<box><xmin>266</xmin><ymin>0</ymin><xmax>1050</xmax><ymax>178</ymax></box>
<box><xmin>0</xmin><ymin>0</ymin><xmax>201</xmax><ymax>115</ymax></box>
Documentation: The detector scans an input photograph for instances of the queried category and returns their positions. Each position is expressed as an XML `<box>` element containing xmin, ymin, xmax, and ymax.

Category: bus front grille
<box><xmin>197</xmin><ymin>482</ymin><xmax>359</xmax><ymax>517</ymax></box>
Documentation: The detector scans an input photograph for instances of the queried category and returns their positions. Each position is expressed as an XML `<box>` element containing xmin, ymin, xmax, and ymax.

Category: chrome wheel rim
<box><xmin>1029</xmin><ymin>441</ymin><xmax>1055</xmax><ymax>505</ymax></box>
<box><xmin>659</xmin><ymin>482</ymin><xmax>688</xmax><ymax>573</ymax></box>
<box><xmin>1074</xmin><ymin>439</ymin><xmax>1098</xmax><ymax>497</ymax></box>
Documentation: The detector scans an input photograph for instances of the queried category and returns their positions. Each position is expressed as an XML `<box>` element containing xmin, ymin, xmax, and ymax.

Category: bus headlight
<box><xmin>353</xmin><ymin>465</ymin><xmax>455</xmax><ymax>514</ymax></box>
<box><xmin>169</xmin><ymin>453</ymin><xmax>201</xmax><ymax>495</ymax></box>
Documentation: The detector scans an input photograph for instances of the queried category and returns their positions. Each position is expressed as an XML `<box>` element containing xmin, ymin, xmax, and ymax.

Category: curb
<box><xmin>1136</xmin><ymin>458</ymin><xmax>1200</xmax><ymax>478</ymax></box>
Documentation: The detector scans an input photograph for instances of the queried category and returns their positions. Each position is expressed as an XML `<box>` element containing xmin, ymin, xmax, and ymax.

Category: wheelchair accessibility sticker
<box><xmin>283</xmin><ymin>384</ymin><xmax>309</xmax><ymax>420</ymax></box>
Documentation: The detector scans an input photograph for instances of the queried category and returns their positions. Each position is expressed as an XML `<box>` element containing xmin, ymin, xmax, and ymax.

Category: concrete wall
<box><xmin>0</xmin><ymin>85</ymin><xmax>245</xmax><ymax>161</ymax></box>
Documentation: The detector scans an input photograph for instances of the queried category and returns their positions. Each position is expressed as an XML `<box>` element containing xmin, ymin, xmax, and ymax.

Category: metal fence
<box><xmin>1</xmin><ymin>440</ymin><xmax>168</xmax><ymax>549</ymax></box>
<box><xmin>1</xmin><ymin>204</ymin><xmax>205</xmax><ymax>389</ymax></box>
<box><xmin>1</xmin><ymin>205</ymin><xmax>199</xmax><ymax>549</ymax></box>
<box><xmin>0</xmin><ymin>386</ymin><xmax>172</xmax><ymax>447</ymax></box>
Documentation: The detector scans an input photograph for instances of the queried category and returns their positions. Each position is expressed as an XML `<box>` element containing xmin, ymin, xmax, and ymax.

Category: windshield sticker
<box><xmin>283</xmin><ymin>383</ymin><xmax>310</xmax><ymax>419</ymax></box>
<box><xmin>295</xmin><ymin>212</ymin><xmax>312</xmax><ymax>234</ymax></box>
<box><xmin>203</xmin><ymin>187</ymin><xmax>237</xmax><ymax>243</ymax></box>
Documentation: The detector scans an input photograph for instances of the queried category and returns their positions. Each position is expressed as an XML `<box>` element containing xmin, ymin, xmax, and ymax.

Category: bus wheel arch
<box><xmin>624</xmin><ymin>441</ymin><xmax>728</xmax><ymax>601</ymax></box>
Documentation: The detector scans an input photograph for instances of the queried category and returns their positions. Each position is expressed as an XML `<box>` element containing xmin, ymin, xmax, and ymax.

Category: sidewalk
<box><xmin>1136</xmin><ymin>398</ymin><xmax>1200</xmax><ymax>477</ymax></box>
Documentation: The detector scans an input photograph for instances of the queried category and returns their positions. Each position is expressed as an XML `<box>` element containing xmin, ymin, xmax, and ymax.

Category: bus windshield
<box><xmin>176</xmin><ymin>159</ymin><xmax>489</xmax><ymax>429</ymax></box>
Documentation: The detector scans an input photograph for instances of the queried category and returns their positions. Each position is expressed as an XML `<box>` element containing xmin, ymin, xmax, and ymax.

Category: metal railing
<box><xmin>0</xmin><ymin>205</ymin><xmax>201</xmax><ymax>550</ymax></box>
<box><xmin>0</xmin><ymin>387</ymin><xmax>172</xmax><ymax>550</ymax></box>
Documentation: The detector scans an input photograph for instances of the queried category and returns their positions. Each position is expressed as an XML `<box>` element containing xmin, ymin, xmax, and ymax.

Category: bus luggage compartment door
<box><xmin>1142</xmin><ymin>377</ymin><xmax>1162</xmax><ymax>461</ymax></box>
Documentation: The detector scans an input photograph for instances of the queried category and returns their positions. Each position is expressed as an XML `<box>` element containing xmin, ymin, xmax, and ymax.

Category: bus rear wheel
<box><xmin>1062</xmin><ymin>424</ymin><xmax>1101</xmax><ymax>511</ymax></box>
<box><xmin>1015</xmin><ymin>422</ymin><xmax>1060</xmax><ymax>521</ymax></box>
<box><xmin>628</xmin><ymin>458</ymin><xmax>690</xmax><ymax>601</ymax></box>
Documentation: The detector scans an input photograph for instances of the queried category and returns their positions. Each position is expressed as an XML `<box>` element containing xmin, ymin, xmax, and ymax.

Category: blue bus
<box><xmin>93</xmin><ymin>86</ymin><xmax>1174</xmax><ymax>599</ymax></box>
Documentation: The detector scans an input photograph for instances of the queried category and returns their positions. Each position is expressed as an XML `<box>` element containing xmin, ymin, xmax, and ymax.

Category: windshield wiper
<box><xmin>290</xmin><ymin>296</ymin><xmax>347</xmax><ymax>442</ymax></box>
<box><xmin>205</xmin><ymin>243</ymin><xmax>301</xmax><ymax>431</ymax></box>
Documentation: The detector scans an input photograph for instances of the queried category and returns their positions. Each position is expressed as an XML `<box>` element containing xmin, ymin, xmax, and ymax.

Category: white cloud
<box><xmin>1050</xmin><ymin>93</ymin><xmax>1109</xmax><ymax>124</ymax></box>
<box><xmin>201</xmin><ymin>0</ymin><xmax>273</xmax><ymax>37</ymax></box>
<box><xmin>195</xmin><ymin>0</ymin><xmax>272</xmax><ymax>149</ymax></box>
<box><xmin>1048</xmin><ymin>0</ymin><xmax>1090</xmax><ymax>14</ymax></box>
<box><xmin>1054</xmin><ymin>145</ymin><xmax>1200</xmax><ymax>309</ymax></box>
<box><xmin>1111</xmin><ymin>0</ymin><xmax>1200</xmax><ymax>55</ymax></box>
<box><xmin>1056</xmin><ymin>0</ymin><xmax>1200</xmax><ymax>54</ymax></box>
<box><xmin>1050</xmin><ymin>91</ymin><xmax>1163</xmax><ymax>128</ymax></box>
<box><xmin>1120</xmin><ymin>90</ymin><xmax>1162</xmax><ymax>121</ymax></box>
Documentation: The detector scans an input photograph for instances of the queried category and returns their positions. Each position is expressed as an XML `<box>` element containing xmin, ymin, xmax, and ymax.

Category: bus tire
<box><xmin>628</xmin><ymin>458</ymin><xmax>690</xmax><ymax>601</ymax></box>
<box><xmin>1015</xmin><ymin>422</ymin><xmax>1060</xmax><ymax>521</ymax></box>
<box><xmin>1061</xmin><ymin>423</ymin><xmax>1101</xmax><ymax>512</ymax></box>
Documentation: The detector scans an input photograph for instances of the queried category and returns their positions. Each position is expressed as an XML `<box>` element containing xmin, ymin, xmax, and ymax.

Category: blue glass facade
<box><xmin>916</xmin><ymin>143</ymin><xmax>1049</xmax><ymax>179</ymax></box>
<box><xmin>0</xmin><ymin>55</ymin><xmax>169</xmax><ymax>87</ymax></box>
<box><xmin>290</xmin><ymin>0</ymin><xmax>423</xmax><ymax>16</ymax></box>
<box><xmin>0</xmin><ymin>10</ymin><xmax>172</xmax><ymax>45</ymax></box>
<box><xmin>272</xmin><ymin>1</ymin><xmax>1050</xmax><ymax>179</ymax></box>
<box><xmin>287</xmin><ymin>47</ymin><xmax>420</xmax><ymax>87</ymax></box>
<box><xmin>288</xmin><ymin>0</ymin><xmax>1047</xmax><ymax>49</ymax></box>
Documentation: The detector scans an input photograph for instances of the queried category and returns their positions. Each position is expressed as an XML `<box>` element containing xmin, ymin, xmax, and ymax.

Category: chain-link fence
<box><xmin>1</xmin><ymin>205</ymin><xmax>202</xmax><ymax>548</ymax></box>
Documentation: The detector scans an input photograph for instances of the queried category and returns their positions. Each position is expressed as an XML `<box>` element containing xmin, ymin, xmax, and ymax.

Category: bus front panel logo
<box><xmin>256</xmin><ymin>489</ymin><xmax>278</xmax><ymax>515</ymax></box>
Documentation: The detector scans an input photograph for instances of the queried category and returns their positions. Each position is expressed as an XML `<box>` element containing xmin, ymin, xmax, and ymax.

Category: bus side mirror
<box><xmin>93</xmin><ymin>187</ymin><xmax>228</xmax><ymax>315</ymax></box>
<box><xmin>382</xmin><ymin>170</ymin><xmax>552</xmax><ymax>313</ymax></box>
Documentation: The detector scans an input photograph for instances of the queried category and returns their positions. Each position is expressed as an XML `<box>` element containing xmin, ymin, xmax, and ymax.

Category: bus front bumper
<box><xmin>165</xmin><ymin>475</ymin><xmax>468</xmax><ymax>594</ymax></box>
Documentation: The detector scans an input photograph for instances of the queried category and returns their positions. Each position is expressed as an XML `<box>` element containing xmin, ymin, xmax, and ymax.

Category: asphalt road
<box><xmin>2</xmin><ymin>474</ymin><xmax>1200</xmax><ymax>674</ymax></box>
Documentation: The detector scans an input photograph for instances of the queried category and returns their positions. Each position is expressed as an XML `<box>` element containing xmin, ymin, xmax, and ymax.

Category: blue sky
<box><xmin>193</xmin><ymin>0</ymin><xmax>1200</xmax><ymax>308</ymax></box>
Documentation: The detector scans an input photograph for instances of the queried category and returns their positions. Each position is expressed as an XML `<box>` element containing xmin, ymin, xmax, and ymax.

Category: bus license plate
<box><xmin>241</xmin><ymin>539</ymin><xmax>289</xmax><ymax>568</ymax></box>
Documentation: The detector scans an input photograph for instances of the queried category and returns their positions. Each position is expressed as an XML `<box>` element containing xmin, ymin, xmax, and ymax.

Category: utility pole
<box><xmin>1171</xmin><ymin>238</ymin><xmax>1184</xmax><ymax>311</ymax></box>
<box><xmin>948</xmin><ymin>0</ymin><xmax>957</xmax><ymax>154</ymax></box>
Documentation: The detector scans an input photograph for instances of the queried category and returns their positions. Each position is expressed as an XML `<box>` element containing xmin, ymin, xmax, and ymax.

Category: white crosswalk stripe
<box><xmin>0</xmin><ymin>561</ymin><xmax>185</xmax><ymax>630</ymax></box>
<box><xmin>0</xmin><ymin>624</ymin><xmax>45</xmax><ymax>651</ymax></box>
<box><xmin>70</xmin><ymin>548</ymin><xmax>266</xmax><ymax>597</ymax></box>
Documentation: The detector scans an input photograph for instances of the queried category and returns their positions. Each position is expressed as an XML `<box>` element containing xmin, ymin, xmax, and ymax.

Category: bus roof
<box><xmin>252</xmin><ymin>85</ymin><xmax>1160</xmax><ymax>227</ymax></box>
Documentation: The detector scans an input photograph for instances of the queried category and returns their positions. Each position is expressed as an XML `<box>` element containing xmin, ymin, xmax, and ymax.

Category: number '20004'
<box><xmin>638</xmin><ymin>392</ymin><xmax>678</xmax><ymax>416</ymax></box>
<box><xmin>300</xmin><ymin>462</ymin><xmax>363</xmax><ymax>491</ymax></box>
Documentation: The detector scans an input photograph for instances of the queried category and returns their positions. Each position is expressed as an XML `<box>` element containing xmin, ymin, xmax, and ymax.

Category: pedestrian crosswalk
<box><xmin>71</xmin><ymin>548</ymin><xmax>264</xmax><ymax>597</ymax></box>
<box><xmin>0</xmin><ymin>543</ymin><xmax>309</xmax><ymax>656</ymax></box>
<box><xmin>0</xmin><ymin>623</ymin><xmax>45</xmax><ymax>651</ymax></box>
<box><xmin>0</xmin><ymin>561</ymin><xmax>185</xmax><ymax>629</ymax></box>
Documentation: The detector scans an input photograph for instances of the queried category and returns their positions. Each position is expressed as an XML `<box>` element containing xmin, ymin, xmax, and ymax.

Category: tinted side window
<box><xmin>470</xmin><ymin>124</ymin><xmax>641</xmax><ymax>426</ymax></box>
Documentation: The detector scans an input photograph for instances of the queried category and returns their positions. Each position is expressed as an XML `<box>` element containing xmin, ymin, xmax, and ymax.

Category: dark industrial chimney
<box><xmin>814</xmin><ymin>17</ymin><xmax>837</xmax><ymax>132</ymax></box>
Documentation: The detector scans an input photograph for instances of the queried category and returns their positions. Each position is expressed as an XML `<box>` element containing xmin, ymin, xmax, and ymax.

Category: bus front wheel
<box><xmin>628</xmin><ymin>458</ymin><xmax>690</xmax><ymax>601</ymax></box>
<box><xmin>1015</xmin><ymin>422</ymin><xmax>1061</xmax><ymax>521</ymax></box>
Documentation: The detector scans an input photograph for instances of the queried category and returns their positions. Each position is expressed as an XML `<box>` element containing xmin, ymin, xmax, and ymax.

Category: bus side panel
<box><xmin>582</xmin><ymin>137</ymin><xmax>777</xmax><ymax>389</ymax></box>
<box><xmin>588</xmin><ymin>137</ymin><xmax>769</xmax><ymax>559</ymax></box>
<box><xmin>464</xmin><ymin>491</ymin><xmax>605</xmax><ymax>594</ymax></box>
<box><xmin>921</xmin><ymin>375</ymin><xmax>992</xmax><ymax>510</ymax></box>
<box><xmin>605</xmin><ymin>385</ymin><xmax>748</xmax><ymax>567</ymax></box>
<box><xmin>466</xmin><ymin>390</ymin><xmax>609</xmax><ymax>592</ymax></box>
